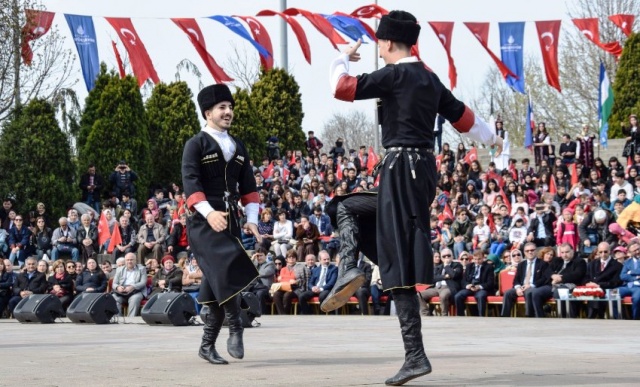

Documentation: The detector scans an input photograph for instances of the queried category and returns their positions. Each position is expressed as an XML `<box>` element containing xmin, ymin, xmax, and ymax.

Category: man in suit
<box><xmin>111</xmin><ymin>253</ymin><xmax>147</xmax><ymax>317</ymax></box>
<box><xmin>247</xmin><ymin>248</ymin><xmax>276</xmax><ymax>315</ymax></box>
<box><xmin>526</xmin><ymin>204</ymin><xmax>557</xmax><ymax>247</ymax></box>
<box><xmin>298</xmin><ymin>250</ymin><xmax>337</xmax><ymax>314</ymax></box>
<box><xmin>309</xmin><ymin>206</ymin><xmax>335</xmax><ymax>253</ymax></box>
<box><xmin>618</xmin><ymin>241</ymin><xmax>640</xmax><ymax>319</ymax></box>
<box><xmin>352</xmin><ymin>254</ymin><xmax>373</xmax><ymax>315</ymax></box>
<box><xmin>501</xmin><ymin>242</ymin><xmax>550</xmax><ymax>317</ymax></box>
<box><xmin>418</xmin><ymin>248</ymin><xmax>462</xmax><ymax>316</ymax></box>
<box><xmin>7</xmin><ymin>257</ymin><xmax>48</xmax><ymax>315</ymax></box>
<box><xmin>586</xmin><ymin>242</ymin><xmax>622</xmax><ymax>318</ymax></box>
<box><xmin>530</xmin><ymin>243</ymin><xmax>587</xmax><ymax>318</ymax></box>
<box><xmin>454</xmin><ymin>250</ymin><xmax>495</xmax><ymax>316</ymax></box>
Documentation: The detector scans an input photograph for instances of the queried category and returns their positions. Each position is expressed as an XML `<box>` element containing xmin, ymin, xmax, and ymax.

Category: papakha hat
<box><xmin>375</xmin><ymin>10</ymin><xmax>421</xmax><ymax>46</ymax></box>
<box><xmin>197</xmin><ymin>84</ymin><xmax>235</xmax><ymax>119</ymax></box>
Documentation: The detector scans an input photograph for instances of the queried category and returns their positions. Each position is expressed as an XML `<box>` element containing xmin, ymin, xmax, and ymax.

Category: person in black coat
<box><xmin>75</xmin><ymin>258</ymin><xmax>108</xmax><ymax>294</ymax></box>
<box><xmin>501</xmin><ymin>242</ymin><xmax>550</xmax><ymax>317</ymax></box>
<box><xmin>8</xmin><ymin>257</ymin><xmax>48</xmax><ymax>314</ymax></box>
<box><xmin>0</xmin><ymin>259</ymin><xmax>13</xmax><ymax>316</ymax></box>
<box><xmin>585</xmin><ymin>242</ymin><xmax>623</xmax><ymax>318</ymax></box>
<box><xmin>527</xmin><ymin>204</ymin><xmax>557</xmax><ymax>247</ymax></box>
<box><xmin>454</xmin><ymin>250</ymin><xmax>495</xmax><ymax>316</ymax></box>
<box><xmin>79</xmin><ymin>164</ymin><xmax>105</xmax><ymax>213</ymax></box>
<box><xmin>48</xmin><ymin>260</ymin><xmax>75</xmax><ymax>311</ymax></box>
<box><xmin>418</xmin><ymin>248</ymin><xmax>463</xmax><ymax>316</ymax></box>
<box><xmin>148</xmin><ymin>255</ymin><xmax>183</xmax><ymax>298</ymax></box>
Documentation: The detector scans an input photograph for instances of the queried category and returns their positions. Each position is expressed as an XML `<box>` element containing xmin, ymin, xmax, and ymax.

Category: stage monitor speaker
<box><xmin>141</xmin><ymin>292</ymin><xmax>196</xmax><ymax>326</ymax></box>
<box><xmin>67</xmin><ymin>293</ymin><xmax>118</xmax><ymax>324</ymax></box>
<box><xmin>14</xmin><ymin>294</ymin><xmax>64</xmax><ymax>324</ymax></box>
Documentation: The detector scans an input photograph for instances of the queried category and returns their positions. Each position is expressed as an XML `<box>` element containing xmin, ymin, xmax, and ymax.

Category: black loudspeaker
<box><xmin>14</xmin><ymin>294</ymin><xmax>64</xmax><ymax>324</ymax></box>
<box><xmin>141</xmin><ymin>292</ymin><xmax>196</xmax><ymax>326</ymax></box>
<box><xmin>67</xmin><ymin>293</ymin><xmax>118</xmax><ymax>324</ymax></box>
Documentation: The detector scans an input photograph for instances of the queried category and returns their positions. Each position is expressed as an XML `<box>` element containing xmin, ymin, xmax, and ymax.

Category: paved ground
<box><xmin>1</xmin><ymin>315</ymin><xmax>639</xmax><ymax>387</ymax></box>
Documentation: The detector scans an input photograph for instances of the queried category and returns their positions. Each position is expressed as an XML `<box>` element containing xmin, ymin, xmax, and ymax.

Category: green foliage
<box><xmin>610</xmin><ymin>33</ymin><xmax>640</xmax><ymax>138</ymax></box>
<box><xmin>0</xmin><ymin>99</ymin><xmax>75</xmax><ymax>217</ymax></box>
<box><xmin>232</xmin><ymin>88</ymin><xmax>268</xmax><ymax>162</ymax></box>
<box><xmin>250</xmin><ymin>68</ymin><xmax>305</xmax><ymax>154</ymax></box>
<box><xmin>77</xmin><ymin>74</ymin><xmax>151</xmax><ymax>202</ymax></box>
<box><xmin>77</xmin><ymin>63</ymin><xmax>118</xmax><ymax>152</ymax></box>
<box><xmin>146</xmin><ymin>81</ymin><xmax>200</xmax><ymax>188</ymax></box>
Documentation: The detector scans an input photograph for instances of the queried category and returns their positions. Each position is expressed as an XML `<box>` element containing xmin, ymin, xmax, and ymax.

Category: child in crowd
<box><xmin>489</xmin><ymin>214</ymin><xmax>509</xmax><ymax>257</ymax></box>
<box><xmin>430</xmin><ymin>216</ymin><xmax>442</xmax><ymax>252</ymax></box>
<box><xmin>472</xmin><ymin>214</ymin><xmax>491</xmax><ymax>252</ymax></box>
<box><xmin>556</xmin><ymin>208</ymin><xmax>579</xmax><ymax>251</ymax></box>
<box><xmin>508</xmin><ymin>216</ymin><xmax>528</xmax><ymax>250</ymax></box>
<box><xmin>441</xmin><ymin>219</ymin><xmax>452</xmax><ymax>249</ymax></box>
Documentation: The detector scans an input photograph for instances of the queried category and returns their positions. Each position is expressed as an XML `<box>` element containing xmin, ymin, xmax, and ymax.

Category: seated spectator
<box><xmin>527</xmin><ymin>204</ymin><xmax>557</xmax><ymax>247</ymax></box>
<box><xmin>537</xmin><ymin>246</ymin><xmax>555</xmax><ymax>263</ymax></box>
<box><xmin>295</xmin><ymin>215</ymin><xmax>320</xmax><ymax>260</ymax></box>
<box><xmin>182</xmin><ymin>255</ymin><xmax>203</xmax><ymax>311</ymax></box>
<box><xmin>254</xmin><ymin>209</ymin><xmax>274</xmax><ymax>252</ymax></box>
<box><xmin>0</xmin><ymin>259</ymin><xmax>12</xmax><ymax>317</ymax></box>
<box><xmin>67</xmin><ymin>209</ymin><xmax>81</xmax><ymax>231</ymax></box>
<box><xmin>613</xmin><ymin>245</ymin><xmax>627</xmax><ymax>265</ymax></box>
<box><xmin>74</xmin><ymin>262</ymin><xmax>84</xmax><ymax>281</ymax></box>
<box><xmin>290</xmin><ymin>193</ymin><xmax>311</xmax><ymax>227</ymax></box>
<box><xmin>101</xmin><ymin>260</ymin><xmax>115</xmax><ymax>280</ymax></box>
<box><xmin>578</xmin><ymin>209</ymin><xmax>615</xmax><ymax>257</ymax></box>
<box><xmin>298</xmin><ymin>251</ymin><xmax>337</xmax><ymax>314</ymax></box>
<box><xmin>98</xmin><ymin>209</ymin><xmax>117</xmax><ymax>253</ymax></box>
<box><xmin>247</xmin><ymin>248</ymin><xmax>276</xmax><ymax>314</ymax></box>
<box><xmin>51</xmin><ymin>217</ymin><xmax>80</xmax><ymax>262</ymax></box>
<box><xmin>530</xmin><ymin>243</ymin><xmax>586</xmax><ymax>318</ymax></box>
<box><xmin>451</xmin><ymin>209</ymin><xmax>473</xmax><ymax>259</ymax></box>
<box><xmin>148</xmin><ymin>255</ymin><xmax>183</xmax><ymax>298</ymax></box>
<box><xmin>501</xmin><ymin>242</ymin><xmax>550</xmax><ymax>317</ymax></box>
<box><xmin>47</xmin><ymin>260</ymin><xmax>75</xmax><ymax>312</ymax></box>
<box><xmin>272</xmin><ymin>209</ymin><xmax>294</xmax><ymax>258</ymax></box>
<box><xmin>351</xmin><ymin>254</ymin><xmax>373</xmax><ymax>315</ymax></box>
<box><xmin>167</xmin><ymin>213</ymin><xmax>189</xmax><ymax>258</ymax></box>
<box><xmin>119</xmin><ymin>191</ymin><xmax>138</xmax><ymax>224</ymax></box>
<box><xmin>418</xmin><ymin>248</ymin><xmax>462</xmax><ymax>316</ymax></box>
<box><xmin>471</xmin><ymin>214</ymin><xmax>490</xmax><ymax>252</ymax></box>
<box><xmin>489</xmin><ymin>215</ymin><xmax>508</xmax><ymax>257</ymax></box>
<box><xmin>77</xmin><ymin>213</ymin><xmax>99</xmax><ymax>262</ymax></box>
<box><xmin>508</xmin><ymin>216</ymin><xmax>528</xmax><ymax>250</ymax></box>
<box><xmin>31</xmin><ymin>217</ymin><xmax>52</xmax><ymax>261</ymax></box>
<box><xmin>136</xmin><ymin>213</ymin><xmax>166</xmax><ymax>265</ymax></box>
<box><xmin>112</xmin><ymin>215</ymin><xmax>137</xmax><ymax>261</ymax></box>
<box><xmin>145</xmin><ymin>258</ymin><xmax>159</xmax><ymax>277</ymax></box>
<box><xmin>36</xmin><ymin>259</ymin><xmax>50</xmax><ymax>277</ymax></box>
<box><xmin>8</xmin><ymin>214</ymin><xmax>30</xmax><ymax>266</ymax></box>
<box><xmin>64</xmin><ymin>260</ymin><xmax>77</xmax><ymax>281</ymax></box>
<box><xmin>0</xmin><ymin>227</ymin><xmax>8</xmax><ymax>259</ymax></box>
<box><xmin>272</xmin><ymin>250</ymin><xmax>301</xmax><ymax>315</ymax></box>
<box><xmin>75</xmin><ymin>258</ymin><xmax>108</xmax><ymax>294</ymax></box>
<box><xmin>111</xmin><ymin>253</ymin><xmax>147</xmax><ymax>317</ymax></box>
<box><xmin>309</xmin><ymin>206</ymin><xmax>336</xmax><ymax>254</ymax></box>
<box><xmin>609</xmin><ymin>189</ymin><xmax>631</xmax><ymax>212</ymax></box>
<box><xmin>454</xmin><ymin>249</ymin><xmax>495</xmax><ymax>316</ymax></box>
<box><xmin>585</xmin><ymin>242</ymin><xmax>623</xmax><ymax>319</ymax></box>
<box><xmin>7</xmin><ymin>257</ymin><xmax>47</xmax><ymax>315</ymax></box>
<box><xmin>370</xmin><ymin>263</ymin><xmax>391</xmax><ymax>315</ymax></box>
<box><xmin>618</xmin><ymin>241</ymin><xmax>640</xmax><ymax>320</ymax></box>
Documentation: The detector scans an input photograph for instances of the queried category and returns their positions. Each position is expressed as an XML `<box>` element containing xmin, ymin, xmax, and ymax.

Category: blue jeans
<box><xmin>9</xmin><ymin>249</ymin><xmax>27</xmax><ymax>266</ymax></box>
<box><xmin>619</xmin><ymin>286</ymin><xmax>640</xmax><ymax>319</ymax></box>
<box><xmin>51</xmin><ymin>245</ymin><xmax>80</xmax><ymax>261</ymax></box>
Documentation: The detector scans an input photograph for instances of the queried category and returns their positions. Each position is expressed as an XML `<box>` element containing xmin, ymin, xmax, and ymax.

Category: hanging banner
<box><xmin>499</xmin><ymin>22</ymin><xmax>525</xmax><ymax>94</ymax></box>
<box><xmin>608</xmin><ymin>14</ymin><xmax>634</xmax><ymax>37</ymax></box>
<box><xmin>105</xmin><ymin>18</ymin><xmax>160</xmax><ymax>86</ymax></box>
<box><xmin>323</xmin><ymin>14</ymin><xmax>374</xmax><ymax>42</ymax></box>
<box><xmin>64</xmin><ymin>14</ymin><xmax>100</xmax><ymax>91</ymax></box>
<box><xmin>257</xmin><ymin>10</ymin><xmax>311</xmax><ymax>64</ymax></box>
<box><xmin>350</xmin><ymin>4</ymin><xmax>388</xmax><ymax>19</ymax></box>
<box><xmin>428</xmin><ymin>22</ymin><xmax>457</xmax><ymax>90</ymax></box>
<box><xmin>208</xmin><ymin>15</ymin><xmax>270</xmax><ymax>59</ymax></box>
<box><xmin>111</xmin><ymin>41</ymin><xmax>126</xmax><ymax>78</ymax></box>
<box><xmin>464</xmin><ymin>22</ymin><xmax>516</xmax><ymax>81</ymax></box>
<box><xmin>283</xmin><ymin>8</ymin><xmax>347</xmax><ymax>49</ymax></box>
<box><xmin>172</xmin><ymin>18</ymin><xmax>233</xmax><ymax>83</ymax></box>
<box><xmin>235</xmin><ymin>15</ymin><xmax>274</xmax><ymax>70</ymax></box>
<box><xmin>572</xmin><ymin>18</ymin><xmax>622</xmax><ymax>58</ymax></box>
<box><xmin>535</xmin><ymin>20</ymin><xmax>561</xmax><ymax>92</ymax></box>
<box><xmin>21</xmin><ymin>10</ymin><xmax>55</xmax><ymax>65</ymax></box>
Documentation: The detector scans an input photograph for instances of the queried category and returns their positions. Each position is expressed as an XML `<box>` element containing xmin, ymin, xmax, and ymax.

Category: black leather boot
<box><xmin>198</xmin><ymin>303</ymin><xmax>229</xmax><ymax>365</ymax></box>
<box><xmin>321</xmin><ymin>202</ymin><xmax>366</xmax><ymax>312</ymax></box>
<box><xmin>223</xmin><ymin>295</ymin><xmax>244</xmax><ymax>359</ymax></box>
<box><xmin>385</xmin><ymin>289</ymin><xmax>432</xmax><ymax>386</ymax></box>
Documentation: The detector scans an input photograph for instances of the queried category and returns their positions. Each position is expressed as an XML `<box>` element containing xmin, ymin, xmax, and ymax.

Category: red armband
<box><xmin>334</xmin><ymin>75</ymin><xmax>357</xmax><ymax>102</ymax></box>
<box><xmin>451</xmin><ymin>105</ymin><xmax>475</xmax><ymax>133</ymax></box>
<box><xmin>186</xmin><ymin>192</ymin><xmax>206</xmax><ymax>212</ymax></box>
<box><xmin>240</xmin><ymin>192</ymin><xmax>260</xmax><ymax>206</ymax></box>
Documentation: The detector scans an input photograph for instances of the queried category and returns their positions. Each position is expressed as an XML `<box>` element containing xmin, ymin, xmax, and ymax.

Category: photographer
<box><xmin>109</xmin><ymin>160</ymin><xmax>138</xmax><ymax>200</ymax></box>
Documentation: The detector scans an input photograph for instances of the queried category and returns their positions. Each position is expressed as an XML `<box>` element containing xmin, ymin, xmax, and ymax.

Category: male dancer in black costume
<box><xmin>182</xmin><ymin>84</ymin><xmax>262</xmax><ymax>365</ymax></box>
<box><xmin>323</xmin><ymin>10</ymin><xmax>503</xmax><ymax>386</ymax></box>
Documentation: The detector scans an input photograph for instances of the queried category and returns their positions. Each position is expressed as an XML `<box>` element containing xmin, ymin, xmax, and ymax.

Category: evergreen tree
<box><xmin>0</xmin><ymin>99</ymin><xmax>75</xmax><ymax>217</ymax></box>
<box><xmin>77</xmin><ymin>63</ymin><xmax>118</xmax><ymax>152</ymax></box>
<box><xmin>610</xmin><ymin>32</ymin><xmax>640</xmax><ymax>138</ymax></box>
<box><xmin>146</xmin><ymin>81</ymin><xmax>199</xmax><ymax>189</ymax></box>
<box><xmin>232</xmin><ymin>88</ymin><xmax>268</xmax><ymax>163</ymax></box>
<box><xmin>78</xmin><ymin>74</ymin><xmax>151</xmax><ymax>202</ymax></box>
<box><xmin>250</xmin><ymin>68</ymin><xmax>305</xmax><ymax>154</ymax></box>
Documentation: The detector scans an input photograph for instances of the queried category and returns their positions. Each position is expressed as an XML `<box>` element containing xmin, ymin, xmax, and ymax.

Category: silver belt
<box><xmin>385</xmin><ymin>147</ymin><xmax>434</xmax><ymax>154</ymax></box>
<box><xmin>381</xmin><ymin>147</ymin><xmax>433</xmax><ymax>179</ymax></box>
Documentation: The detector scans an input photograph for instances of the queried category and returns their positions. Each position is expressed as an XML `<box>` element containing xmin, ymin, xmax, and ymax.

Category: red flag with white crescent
<box><xmin>111</xmin><ymin>41</ymin><xmax>126</xmax><ymax>79</ymax></box>
<box><xmin>172</xmin><ymin>18</ymin><xmax>233</xmax><ymax>83</ymax></box>
<box><xmin>257</xmin><ymin>10</ymin><xmax>312</xmax><ymax>64</ymax></box>
<box><xmin>21</xmin><ymin>9</ymin><xmax>55</xmax><ymax>66</ymax></box>
<box><xmin>462</xmin><ymin>147</ymin><xmax>478</xmax><ymax>166</ymax></box>
<box><xmin>608</xmin><ymin>14</ymin><xmax>635</xmax><ymax>37</ymax></box>
<box><xmin>283</xmin><ymin>8</ymin><xmax>347</xmax><ymax>50</ymax></box>
<box><xmin>236</xmin><ymin>15</ymin><xmax>274</xmax><ymax>70</ymax></box>
<box><xmin>106</xmin><ymin>18</ymin><xmax>160</xmax><ymax>86</ymax></box>
<box><xmin>535</xmin><ymin>20</ymin><xmax>561</xmax><ymax>92</ymax></box>
<box><xmin>262</xmin><ymin>161</ymin><xmax>274</xmax><ymax>180</ymax></box>
<box><xmin>107</xmin><ymin>223</ymin><xmax>122</xmax><ymax>254</ymax></box>
<box><xmin>350</xmin><ymin>4</ymin><xmax>388</xmax><ymax>19</ymax></box>
<box><xmin>443</xmin><ymin>203</ymin><xmax>454</xmax><ymax>220</ymax></box>
<box><xmin>572</xmin><ymin>18</ymin><xmax>622</xmax><ymax>58</ymax></box>
<box><xmin>464</xmin><ymin>22</ymin><xmax>517</xmax><ymax>80</ymax></box>
<box><xmin>366</xmin><ymin>146</ymin><xmax>379</xmax><ymax>174</ymax></box>
<box><xmin>97</xmin><ymin>212</ymin><xmax>110</xmax><ymax>247</ymax></box>
<box><xmin>428</xmin><ymin>22</ymin><xmax>457</xmax><ymax>90</ymax></box>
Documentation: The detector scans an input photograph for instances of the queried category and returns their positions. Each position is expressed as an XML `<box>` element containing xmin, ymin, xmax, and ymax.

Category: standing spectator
<box><xmin>0</xmin><ymin>198</ymin><xmax>15</xmax><ymax>227</ymax></box>
<box><xmin>109</xmin><ymin>160</ymin><xmax>138</xmax><ymax>200</ymax></box>
<box><xmin>112</xmin><ymin>215</ymin><xmax>137</xmax><ymax>261</ymax></box>
<box><xmin>31</xmin><ymin>217</ymin><xmax>52</xmax><ymax>261</ymax></box>
<box><xmin>8</xmin><ymin>214</ymin><xmax>31</xmax><ymax>266</ymax></box>
<box><xmin>75</xmin><ymin>258</ymin><xmax>108</xmax><ymax>294</ymax></box>
<box><xmin>495</xmin><ymin>117</ymin><xmax>506</xmax><ymax>139</ymax></box>
<box><xmin>111</xmin><ymin>253</ymin><xmax>147</xmax><ymax>317</ymax></box>
<box><xmin>76</xmin><ymin>214</ymin><xmax>98</xmax><ymax>262</ymax></box>
<box><xmin>305</xmin><ymin>130</ymin><xmax>324</xmax><ymax>156</ymax></box>
<box><xmin>167</xmin><ymin>213</ymin><xmax>189</xmax><ymax>258</ymax></box>
<box><xmin>79</xmin><ymin>164</ymin><xmax>104</xmax><ymax>213</ymax></box>
<box><xmin>533</xmin><ymin>122</ymin><xmax>551</xmax><ymax>167</ymax></box>
<box><xmin>7</xmin><ymin>257</ymin><xmax>47</xmax><ymax>315</ymax></box>
<box><xmin>47</xmin><ymin>260</ymin><xmax>75</xmax><ymax>312</ymax></box>
<box><xmin>559</xmin><ymin>134</ymin><xmax>577</xmax><ymax>164</ymax></box>
<box><xmin>136</xmin><ymin>212</ymin><xmax>166</xmax><ymax>265</ymax></box>
<box><xmin>328</xmin><ymin>137</ymin><xmax>345</xmax><ymax>163</ymax></box>
<box><xmin>622</xmin><ymin>114</ymin><xmax>639</xmax><ymax>160</ymax></box>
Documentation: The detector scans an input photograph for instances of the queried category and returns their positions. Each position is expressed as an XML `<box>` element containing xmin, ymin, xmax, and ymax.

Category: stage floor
<box><xmin>1</xmin><ymin>315</ymin><xmax>639</xmax><ymax>386</ymax></box>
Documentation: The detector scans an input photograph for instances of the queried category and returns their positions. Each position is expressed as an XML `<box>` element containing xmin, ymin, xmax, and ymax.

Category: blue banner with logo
<box><xmin>322</xmin><ymin>14</ymin><xmax>374</xmax><ymax>42</ymax></box>
<box><xmin>209</xmin><ymin>15</ymin><xmax>269</xmax><ymax>58</ymax></box>
<box><xmin>65</xmin><ymin>14</ymin><xmax>99</xmax><ymax>91</ymax></box>
<box><xmin>499</xmin><ymin>22</ymin><xmax>525</xmax><ymax>94</ymax></box>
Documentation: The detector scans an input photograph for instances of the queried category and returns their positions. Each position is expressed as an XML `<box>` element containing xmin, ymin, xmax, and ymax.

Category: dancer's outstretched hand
<box><xmin>492</xmin><ymin>136</ymin><xmax>504</xmax><ymax>157</ymax></box>
<box><xmin>344</xmin><ymin>39</ymin><xmax>362</xmax><ymax>62</ymax></box>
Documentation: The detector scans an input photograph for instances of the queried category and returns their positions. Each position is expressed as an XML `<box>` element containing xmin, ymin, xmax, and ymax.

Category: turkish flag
<box><xmin>107</xmin><ymin>224</ymin><xmax>122</xmax><ymax>254</ymax></box>
<box><xmin>367</xmin><ymin>146</ymin><xmax>379</xmax><ymax>174</ymax></box>
<box><xmin>535</xmin><ymin>20</ymin><xmax>561</xmax><ymax>92</ymax></box>
<box><xmin>261</xmin><ymin>161</ymin><xmax>274</xmax><ymax>179</ymax></box>
<box><xmin>98</xmin><ymin>212</ymin><xmax>110</xmax><ymax>247</ymax></box>
<box><xmin>112</xmin><ymin>41</ymin><xmax>126</xmax><ymax>78</ymax></box>
<box><xmin>428</xmin><ymin>22</ymin><xmax>457</xmax><ymax>90</ymax></box>
<box><xmin>172</xmin><ymin>18</ymin><xmax>233</xmax><ymax>83</ymax></box>
<box><xmin>486</xmin><ymin>170</ymin><xmax>504</xmax><ymax>188</ymax></box>
<box><xmin>106</xmin><ymin>18</ymin><xmax>160</xmax><ymax>86</ymax></box>
<box><xmin>257</xmin><ymin>10</ymin><xmax>311</xmax><ymax>64</ymax></box>
<box><xmin>569</xmin><ymin>163</ymin><xmax>578</xmax><ymax>186</ymax></box>
<box><xmin>337</xmin><ymin>165</ymin><xmax>343</xmax><ymax>180</ymax></box>
<box><xmin>464</xmin><ymin>22</ymin><xmax>517</xmax><ymax>80</ymax></box>
<box><xmin>283</xmin><ymin>8</ymin><xmax>347</xmax><ymax>50</ymax></box>
<box><xmin>282</xmin><ymin>167</ymin><xmax>290</xmax><ymax>182</ymax></box>
<box><xmin>499</xmin><ymin>188</ymin><xmax>511</xmax><ymax>213</ymax></box>
<box><xmin>350</xmin><ymin>4</ymin><xmax>388</xmax><ymax>19</ymax></box>
<box><xmin>548</xmin><ymin>175</ymin><xmax>557</xmax><ymax>194</ymax></box>
<box><xmin>21</xmin><ymin>10</ymin><xmax>55</xmax><ymax>65</ymax></box>
<box><xmin>572</xmin><ymin>18</ymin><xmax>622</xmax><ymax>58</ymax></box>
<box><xmin>443</xmin><ymin>203</ymin><xmax>454</xmax><ymax>220</ymax></box>
<box><xmin>609</xmin><ymin>14</ymin><xmax>635</xmax><ymax>37</ymax></box>
<box><xmin>435</xmin><ymin>154</ymin><xmax>443</xmax><ymax>170</ymax></box>
<box><xmin>236</xmin><ymin>16</ymin><xmax>274</xmax><ymax>70</ymax></box>
<box><xmin>462</xmin><ymin>147</ymin><xmax>478</xmax><ymax>165</ymax></box>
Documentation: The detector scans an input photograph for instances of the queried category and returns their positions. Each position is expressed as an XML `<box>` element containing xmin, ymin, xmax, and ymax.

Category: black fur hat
<box><xmin>197</xmin><ymin>84</ymin><xmax>235</xmax><ymax>119</ymax></box>
<box><xmin>375</xmin><ymin>10</ymin><xmax>421</xmax><ymax>46</ymax></box>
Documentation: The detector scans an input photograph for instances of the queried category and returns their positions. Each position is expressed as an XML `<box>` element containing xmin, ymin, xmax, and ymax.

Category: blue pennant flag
<box><xmin>499</xmin><ymin>22</ymin><xmax>525</xmax><ymax>94</ymax></box>
<box><xmin>209</xmin><ymin>15</ymin><xmax>270</xmax><ymax>58</ymax></box>
<box><xmin>524</xmin><ymin>94</ymin><xmax>534</xmax><ymax>151</ymax></box>
<box><xmin>322</xmin><ymin>14</ymin><xmax>373</xmax><ymax>42</ymax></box>
<box><xmin>64</xmin><ymin>14</ymin><xmax>99</xmax><ymax>91</ymax></box>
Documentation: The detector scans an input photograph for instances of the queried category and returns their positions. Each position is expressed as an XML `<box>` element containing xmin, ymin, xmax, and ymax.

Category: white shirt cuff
<box><xmin>464</xmin><ymin>115</ymin><xmax>497</xmax><ymax>146</ymax></box>
<box><xmin>245</xmin><ymin>202</ymin><xmax>259</xmax><ymax>225</ymax></box>
<box><xmin>194</xmin><ymin>201</ymin><xmax>215</xmax><ymax>219</ymax></box>
<box><xmin>330</xmin><ymin>53</ymin><xmax>350</xmax><ymax>95</ymax></box>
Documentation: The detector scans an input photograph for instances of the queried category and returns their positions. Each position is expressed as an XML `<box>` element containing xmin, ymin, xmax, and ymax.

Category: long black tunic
<box><xmin>182</xmin><ymin>131</ymin><xmax>259</xmax><ymax>305</ymax></box>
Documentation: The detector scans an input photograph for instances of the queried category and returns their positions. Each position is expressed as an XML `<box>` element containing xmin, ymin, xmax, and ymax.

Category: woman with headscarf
<box><xmin>148</xmin><ymin>255</ymin><xmax>183</xmax><ymax>298</ymax></box>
